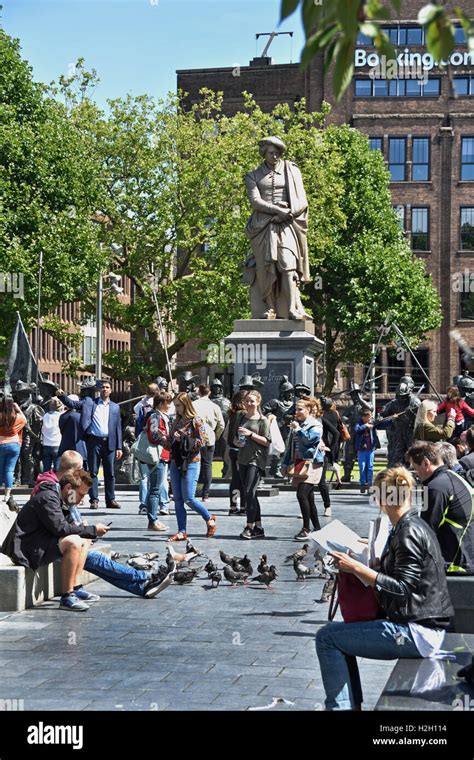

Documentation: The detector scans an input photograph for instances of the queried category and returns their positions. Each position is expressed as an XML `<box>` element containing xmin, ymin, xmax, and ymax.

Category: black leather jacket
<box><xmin>375</xmin><ymin>511</ymin><xmax>453</xmax><ymax>626</ymax></box>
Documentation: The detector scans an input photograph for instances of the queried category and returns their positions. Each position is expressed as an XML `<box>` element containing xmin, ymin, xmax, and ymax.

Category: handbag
<box><xmin>336</xmin><ymin>412</ymin><xmax>351</xmax><ymax>442</ymax></box>
<box><xmin>328</xmin><ymin>572</ymin><xmax>382</xmax><ymax>623</ymax></box>
<box><xmin>131</xmin><ymin>430</ymin><xmax>159</xmax><ymax>465</ymax></box>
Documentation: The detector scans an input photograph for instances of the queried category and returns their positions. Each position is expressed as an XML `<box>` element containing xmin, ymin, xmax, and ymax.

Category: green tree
<box><xmin>66</xmin><ymin>86</ymin><xmax>338</xmax><ymax>383</ymax></box>
<box><xmin>307</xmin><ymin>125</ymin><xmax>442</xmax><ymax>393</ymax></box>
<box><xmin>280</xmin><ymin>1</ymin><xmax>473</xmax><ymax>99</ymax></box>
<box><xmin>0</xmin><ymin>32</ymin><xmax>103</xmax><ymax>362</ymax></box>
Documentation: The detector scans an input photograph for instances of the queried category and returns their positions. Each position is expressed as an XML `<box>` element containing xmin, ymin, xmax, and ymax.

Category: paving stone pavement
<box><xmin>0</xmin><ymin>484</ymin><xmax>395</xmax><ymax>711</ymax></box>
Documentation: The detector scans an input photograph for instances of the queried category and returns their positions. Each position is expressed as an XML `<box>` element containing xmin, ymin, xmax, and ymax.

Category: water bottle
<box><xmin>238</xmin><ymin>431</ymin><xmax>248</xmax><ymax>446</ymax></box>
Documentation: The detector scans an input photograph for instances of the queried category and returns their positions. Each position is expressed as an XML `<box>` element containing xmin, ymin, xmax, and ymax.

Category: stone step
<box><xmin>0</xmin><ymin>543</ymin><xmax>112</xmax><ymax>613</ymax></box>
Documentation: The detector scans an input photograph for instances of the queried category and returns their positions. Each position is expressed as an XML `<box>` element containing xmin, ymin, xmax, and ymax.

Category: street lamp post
<box><xmin>35</xmin><ymin>250</ymin><xmax>44</xmax><ymax>386</ymax></box>
<box><xmin>96</xmin><ymin>270</ymin><xmax>103</xmax><ymax>380</ymax></box>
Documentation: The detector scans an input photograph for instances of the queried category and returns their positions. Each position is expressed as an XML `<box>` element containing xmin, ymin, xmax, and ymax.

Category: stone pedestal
<box><xmin>224</xmin><ymin>319</ymin><xmax>323</xmax><ymax>402</ymax></box>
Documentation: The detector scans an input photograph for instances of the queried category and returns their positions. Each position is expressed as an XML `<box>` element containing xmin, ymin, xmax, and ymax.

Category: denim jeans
<box><xmin>86</xmin><ymin>436</ymin><xmax>116</xmax><ymax>503</ymax></box>
<box><xmin>139</xmin><ymin>467</ymin><xmax>148</xmax><ymax>507</ymax></box>
<box><xmin>316</xmin><ymin>619</ymin><xmax>422</xmax><ymax>710</ymax></box>
<box><xmin>0</xmin><ymin>442</ymin><xmax>21</xmax><ymax>489</ymax></box>
<box><xmin>169</xmin><ymin>460</ymin><xmax>210</xmax><ymax>533</ymax></box>
<box><xmin>42</xmin><ymin>446</ymin><xmax>60</xmax><ymax>473</ymax></box>
<box><xmin>358</xmin><ymin>450</ymin><xmax>375</xmax><ymax>485</ymax></box>
<box><xmin>139</xmin><ymin>460</ymin><xmax>169</xmax><ymax>523</ymax></box>
<box><xmin>139</xmin><ymin>461</ymin><xmax>170</xmax><ymax>509</ymax></box>
<box><xmin>84</xmin><ymin>550</ymin><xmax>151</xmax><ymax>597</ymax></box>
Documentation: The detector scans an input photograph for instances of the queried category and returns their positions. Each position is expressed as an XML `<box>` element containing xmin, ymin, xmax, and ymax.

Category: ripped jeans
<box><xmin>316</xmin><ymin>619</ymin><xmax>421</xmax><ymax>710</ymax></box>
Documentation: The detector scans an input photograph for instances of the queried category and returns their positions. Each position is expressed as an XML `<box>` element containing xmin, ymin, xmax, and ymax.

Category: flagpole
<box><xmin>35</xmin><ymin>251</ymin><xmax>43</xmax><ymax>386</ymax></box>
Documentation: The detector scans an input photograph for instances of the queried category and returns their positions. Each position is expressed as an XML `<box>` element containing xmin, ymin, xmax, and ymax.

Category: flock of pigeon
<box><xmin>112</xmin><ymin>541</ymin><xmax>332</xmax><ymax>591</ymax></box>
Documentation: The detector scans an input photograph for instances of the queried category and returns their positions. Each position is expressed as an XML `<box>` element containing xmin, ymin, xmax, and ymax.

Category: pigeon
<box><xmin>167</xmin><ymin>546</ymin><xmax>198</xmax><ymax>564</ymax></box>
<box><xmin>235</xmin><ymin>555</ymin><xmax>253</xmax><ymax>574</ymax></box>
<box><xmin>172</xmin><ymin>566</ymin><xmax>202</xmax><ymax>585</ymax></box>
<box><xmin>285</xmin><ymin>544</ymin><xmax>309</xmax><ymax>564</ymax></box>
<box><xmin>223</xmin><ymin>565</ymin><xmax>249</xmax><ymax>586</ymax></box>
<box><xmin>186</xmin><ymin>540</ymin><xmax>202</xmax><ymax>556</ymax></box>
<box><xmin>204</xmin><ymin>559</ymin><xmax>218</xmax><ymax>576</ymax></box>
<box><xmin>250</xmin><ymin>565</ymin><xmax>277</xmax><ymax>589</ymax></box>
<box><xmin>209</xmin><ymin>571</ymin><xmax>222</xmax><ymax>588</ymax></box>
<box><xmin>128</xmin><ymin>556</ymin><xmax>154</xmax><ymax>570</ymax></box>
<box><xmin>293</xmin><ymin>556</ymin><xmax>312</xmax><ymax>580</ymax></box>
<box><xmin>313</xmin><ymin>547</ymin><xmax>325</xmax><ymax>563</ymax></box>
<box><xmin>219</xmin><ymin>550</ymin><xmax>234</xmax><ymax>565</ymax></box>
<box><xmin>257</xmin><ymin>554</ymin><xmax>269</xmax><ymax>574</ymax></box>
<box><xmin>231</xmin><ymin>559</ymin><xmax>253</xmax><ymax>576</ymax></box>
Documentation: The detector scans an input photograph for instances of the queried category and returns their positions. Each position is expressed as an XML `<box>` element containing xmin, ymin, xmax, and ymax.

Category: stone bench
<box><xmin>375</xmin><ymin>633</ymin><xmax>474</xmax><ymax>711</ymax></box>
<box><xmin>447</xmin><ymin>576</ymin><xmax>474</xmax><ymax>633</ymax></box>
<box><xmin>0</xmin><ymin>543</ymin><xmax>112</xmax><ymax>612</ymax></box>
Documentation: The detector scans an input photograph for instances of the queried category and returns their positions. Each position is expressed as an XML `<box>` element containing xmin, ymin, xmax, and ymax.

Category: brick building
<box><xmin>32</xmin><ymin>280</ymin><xmax>132</xmax><ymax>401</ymax></box>
<box><xmin>177</xmin><ymin>0</ymin><xmax>474</xmax><ymax>400</ymax></box>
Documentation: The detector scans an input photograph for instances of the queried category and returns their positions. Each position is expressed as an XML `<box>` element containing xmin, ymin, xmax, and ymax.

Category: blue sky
<box><xmin>3</xmin><ymin>0</ymin><xmax>304</xmax><ymax>107</ymax></box>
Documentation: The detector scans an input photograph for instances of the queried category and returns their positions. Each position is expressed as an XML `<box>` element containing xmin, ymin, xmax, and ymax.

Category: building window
<box><xmin>389</xmin><ymin>138</ymin><xmax>406</xmax><ymax>181</ymax></box>
<box><xmin>460</xmin><ymin>207</ymin><xmax>474</xmax><ymax>250</ymax></box>
<box><xmin>355</xmin><ymin>78</ymin><xmax>439</xmax><ymax>98</ymax></box>
<box><xmin>411</xmin><ymin>208</ymin><xmax>429</xmax><ymax>250</ymax></box>
<box><xmin>356</xmin><ymin>31</ymin><xmax>373</xmax><ymax>45</ymax></box>
<box><xmin>423</xmin><ymin>78</ymin><xmax>440</xmax><ymax>96</ymax></box>
<box><xmin>461</xmin><ymin>137</ymin><xmax>474</xmax><ymax>180</ymax></box>
<box><xmin>405</xmin><ymin>79</ymin><xmax>421</xmax><ymax>97</ymax></box>
<box><xmin>82</xmin><ymin>335</ymin><xmax>96</xmax><ymax>365</ymax></box>
<box><xmin>407</xmin><ymin>27</ymin><xmax>423</xmax><ymax>45</ymax></box>
<box><xmin>460</xmin><ymin>276</ymin><xmax>474</xmax><ymax>319</ymax></box>
<box><xmin>355</xmin><ymin>79</ymin><xmax>372</xmax><ymax>97</ymax></box>
<box><xmin>410</xmin><ymin>349</ymin><xmax>429</xmax><ymax>388</ymax></box>
<box><xmin>393</xmin><ymin>205</ymin><xmax>405</xmax><ymax>229</ymax></box>
<box><xmin>373</xmin><ymin>79</ymin><xmax>388</xmax><ymax>97</ymax></box>
<box><xmin>369</xmin><ymin>137</ymin><xmax>383</xmax><ymax>152</ymax></box>
<box><xmin>454</xmin><ymin>77</ymin><xmax>469</xmax><ymax>96</ymax></box>
<box><xmin>412</xmin><ymin>137</ymin><xmax>430</xmax><ymax>180</ymax></box>
<box><xmin>454</xmin><ymin>26</ymin><xmax>467</xmax><ymax>45</ymax></box>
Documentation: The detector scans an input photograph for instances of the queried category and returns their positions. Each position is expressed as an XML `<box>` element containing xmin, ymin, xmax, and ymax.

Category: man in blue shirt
<box><xmin>59</xmin><ymin>380</ymin><xmax>123</xmax><ymax>510</ymax></box>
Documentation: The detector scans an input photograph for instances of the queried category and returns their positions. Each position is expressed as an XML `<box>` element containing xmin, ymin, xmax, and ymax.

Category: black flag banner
<box><xmin>4</xmin><ymin>311</ymin><xmax>42</xmax><ymax>393</ymax></box>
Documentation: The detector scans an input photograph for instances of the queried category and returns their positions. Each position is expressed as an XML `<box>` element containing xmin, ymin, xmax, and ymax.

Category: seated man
<box><xmin>1</xmin><ymin>469</ymin><xmax>173</xmax><ymax>611</ymax></box>
<box><xmin>407</xmin><ymin>441</ymin><xmax>474</xmax><ymax>575</ymax></box>
<box><xmin>31</xmin><ymin>449</ymin><xmax>84</xmax><ymax>497</ymax></box>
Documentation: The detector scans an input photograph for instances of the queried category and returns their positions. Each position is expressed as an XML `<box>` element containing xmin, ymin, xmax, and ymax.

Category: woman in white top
<box><xmin>41</xmin><ymin>397</ymin><xmax>64</xmax><ymax>472</ymax></box>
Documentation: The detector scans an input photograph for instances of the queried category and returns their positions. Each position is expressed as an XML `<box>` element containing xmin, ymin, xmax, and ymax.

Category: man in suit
<box><xmin>58</xmin><ymin>394</ymin><xmax>88</xmax><ymax>464</ymax></box>
<box><xmin>58</xmin><ymin>380</ymin><xmax>123</xmax><ymax>509</ymax></box>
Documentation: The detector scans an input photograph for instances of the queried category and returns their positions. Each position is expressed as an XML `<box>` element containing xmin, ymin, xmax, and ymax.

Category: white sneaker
<box><xmin>324</xmin><ymin>508</ymin><xmax>332</xmax><ymax>517</ymax></box>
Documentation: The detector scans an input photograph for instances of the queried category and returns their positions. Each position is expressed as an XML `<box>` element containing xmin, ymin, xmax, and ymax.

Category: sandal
<box><xmin>167</xmin><ymin>531</ymin><xmax>188</xmax><ymax>542</ymax></box>
<box><xmin>206</xmin><ymin>515</ymin><xmax>217</xmax><ymax>538</ymax></box>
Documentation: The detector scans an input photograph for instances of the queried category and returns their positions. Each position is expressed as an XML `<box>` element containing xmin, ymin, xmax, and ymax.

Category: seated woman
<box><xmin>315</xmin><ymin>466</ymin><xmax>453</xmax><ymax>711</ymax></box>
<box><xmin>414</xmin><ymin>400</ymin><xmax>456</xmax><ymax>443</ymax></box>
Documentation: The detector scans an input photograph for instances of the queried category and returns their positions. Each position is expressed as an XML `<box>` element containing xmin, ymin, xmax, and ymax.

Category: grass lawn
<box><xmin>212</xmin><ymin>457</ymin><xmax>389</xmax><ymax>481</ymax></box>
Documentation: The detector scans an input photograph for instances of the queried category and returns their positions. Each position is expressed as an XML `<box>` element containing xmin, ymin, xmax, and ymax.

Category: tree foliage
<box><xmin>0</xmin><ymin>32</ymin><xmax>104</xmax><ymax>361</ymax></box>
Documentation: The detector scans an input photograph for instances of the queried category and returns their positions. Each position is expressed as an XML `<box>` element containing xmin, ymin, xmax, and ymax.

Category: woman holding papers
<box><xmin>281</xmin><ymin>396</ymin><xmax>327</xmax><ymax>539</ymax></box>
<box><xmin>316</xmin><ymin>466</ymin><xmax>453</xmax><ymax>711</ymax></box>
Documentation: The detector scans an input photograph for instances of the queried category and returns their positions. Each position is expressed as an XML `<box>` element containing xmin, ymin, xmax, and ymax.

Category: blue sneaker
<box><xmin>59</xmin><ymin>593</ymin><xmax>89</xmax><ymax>611</ymax></box>
<box><xmin>74</xmin><ymin>587</ymin><xmax>100</xmax><ymax>602</ymax></box>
